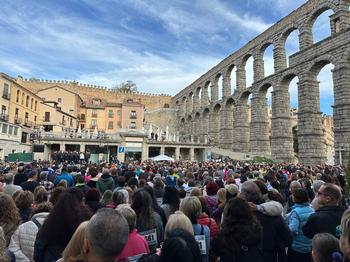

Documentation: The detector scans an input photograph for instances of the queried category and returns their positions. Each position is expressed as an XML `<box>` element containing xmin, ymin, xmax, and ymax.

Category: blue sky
<box><xmin>0</xmin><ymin>0</ymin><xmax>335</xmax><ymax>114</ymax></box>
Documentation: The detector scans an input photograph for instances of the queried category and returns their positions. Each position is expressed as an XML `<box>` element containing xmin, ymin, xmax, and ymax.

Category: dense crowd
<box><xmin>0</xmin><ymin>159</ymin><xmax>349</xmax><ymax>262</ymax></box>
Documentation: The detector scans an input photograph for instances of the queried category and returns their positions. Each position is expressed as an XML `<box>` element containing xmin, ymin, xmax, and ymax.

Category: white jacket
<box><xmin>8</xmin><ymin>212</ymin><xmax>49</xmax><ymax>262</ymax></box>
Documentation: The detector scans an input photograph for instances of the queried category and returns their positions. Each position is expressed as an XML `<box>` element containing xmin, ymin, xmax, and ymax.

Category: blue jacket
<box><xmin>288</xmin><ymin>203</ymin><xmax>314</xmax><ymax>253</ymax></box>
<box><xmin>53</xmin><ymin>172</ymin><xmax>74</xmax><ymax>187</ymax></box>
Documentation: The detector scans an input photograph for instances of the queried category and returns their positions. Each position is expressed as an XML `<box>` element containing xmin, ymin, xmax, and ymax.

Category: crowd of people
<box><xmin>0</xmin><ymin>159</ymin><xmax>349</xmax><ymax>262</ymax></box>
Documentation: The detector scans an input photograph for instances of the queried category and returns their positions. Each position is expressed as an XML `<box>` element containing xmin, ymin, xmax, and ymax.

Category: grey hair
<box><xmin>240</xmin><ymin>181</ymin><xmax>261</xmax><ymax>202</ymax></box>
<box><xmin>86</xmin><ymin>208</ymin><xmax>129</xmax><ymax>260</ymax></box>
<box><xmin>312</xmin><ymin>180</ymin><xmax>325</xmax><ymax>193</ymax></box>
<box><xmin>4</xmin><ymin>173</ymin><xmax>14</xmax><ymax>184</ymax></box>
<box><xmin>290</xmin><ymin>181</ymin><xmax>301</xmax><ymax>189</ymax></box>
<box><xmin>116</xmin><ymin>204</ymin><xmax>136</xmax><ymax>232</ymax></box>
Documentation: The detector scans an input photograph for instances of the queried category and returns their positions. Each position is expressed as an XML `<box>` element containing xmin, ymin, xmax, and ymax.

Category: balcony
<box><xmin>0</xmin><ymin>113</ymin><xmax>9</xmax><ymax>121</ymax></box>
<box><xmin>14</xmin><ymin>116</ymin><xmax>22</xmax><ymax>124</ymax></box>
<box><xmin>24</xmin><ymin>120</ymin><xmax>33</xmax><ymax>127</ymax></box>
<box><xmin>2</xmin><ymin>93</ymin><xmax>10</xmax><ymax>100</ymax></box>
<box><xmin>60</xmin><ymin>121</ymin><xmax>66</xmax><ymax>126</ymax></box>
<box><xmin>90</xmin><ymin>125</ymin><xmax>96</xmax><ymax>129</ymax></box>
<box><xmin>78</xmin><ymin>115</ymin><xmax>86</xmax><ymax>121</ymax></box>
<box><xmin>91</xmin><ymin>113</ymin><xmax>97</xmax><ymax>117</ymax></box>
<box><xmin>130</xmin><ymin>114</ymin><xmax>137</xmax><ymax>119</ymax></box>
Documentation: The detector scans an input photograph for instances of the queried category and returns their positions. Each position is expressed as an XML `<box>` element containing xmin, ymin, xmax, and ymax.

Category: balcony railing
<box><xmin>91</xmin><ymin>113</ymin><xmax>97</xmax><ymax>117</ymax></box>
<box><xmin>0</xmin><ymin>113</ymin><xmax>9</xmax><ymax>121</ymax></box>
<box><xmin>24</xmin><ymin>120</ymin><xmax>33</xmax><ymax>127</ymax></box>
<box><xmin>14</xmin><ymin>116</ymin><xmax>22</xmax><ymax>124</ymax></box>
<box><xmin>78</xmin><ymin>115</ymin><xmax>86</xmax><ymax>121</ymax></box>
<box><xmin>2</xmin><ymin>93</ymin><xmax>10</xmax><ymax>100</ymax></box>
<box><xmin>130</xmin><ymin>114</ymin><xmax>137</xmax><ymax>119</ymax></box>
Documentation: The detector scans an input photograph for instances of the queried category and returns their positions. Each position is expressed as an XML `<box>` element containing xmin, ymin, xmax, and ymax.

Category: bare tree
<box><xmin>113</xmin><ymin>80</ymin><xmax>138</xmax><ymax>92</ymax></box>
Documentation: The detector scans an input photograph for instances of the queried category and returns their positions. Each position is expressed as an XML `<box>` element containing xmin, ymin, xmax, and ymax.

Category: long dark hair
<box><xmin>37</xmin><ymin>192</ymin><xmax>91</xmax><ymax>246</ymax></box>
<box><xmin>162</xmin><ymin>186</ymin><xmax>180</xmax><ymax>212</ymax></box>
<box><xmin>131</xmin><ymin>189</ymin><xmax>155</xmax><ymax>231</ymax></box>
<box><xmin>221</xmin><ymin>197</ymin><xmax>262</xmax><ymax>255</ymax></box>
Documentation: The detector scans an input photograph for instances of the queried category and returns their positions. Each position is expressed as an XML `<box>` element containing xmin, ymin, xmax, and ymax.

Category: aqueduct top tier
<box><xmin>171</xmin><ymin>0</ymin><xmax>350</xmax><ymax>165</ymax></box>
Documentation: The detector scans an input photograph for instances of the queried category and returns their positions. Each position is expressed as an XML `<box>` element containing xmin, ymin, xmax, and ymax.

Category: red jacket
<box><xmin>197</xmin><ymin>214</ymin><xmax>218</xmax><ymax>240</ymax></box>
<box><xmin>115</xmin><ymin>229</ymin><xmax>150</xmax><ymax>261</ymax></box>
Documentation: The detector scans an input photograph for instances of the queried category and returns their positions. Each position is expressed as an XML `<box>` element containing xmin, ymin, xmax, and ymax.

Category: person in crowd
<box><xmin>39</xmin><ymin>172</ymin><xmax>54</xmax><ymax>195</ymax></box>
<box><xmin>160</xmin><ymin>186</ymin><xmax>180</xmax><ymax>221</ymax></box>
<box><xmin>180</xmin><ymin>196</ymin><xmax>210</xmax><ymax>260</ymax></box>
<box><xmin>287</xmin><ymin>181</ymin><xmax>302</xmax><ymax>213</ymax></box>
<box><xmin>190</xmin><ymin>187</ymin><xmax>202</xmax><ymax>197</ymax></box>
<box><xmin>21</xmin><ymin>170</ymin><xmax>40</xmax><ymax>193</ymax></box>
<box><xmin>33</xmin><ymin>186</ymin><xmax>49</xmax><ymax>205</ymax></box>
<box><xmin>14</xmin><ymin>166</ymin><xmax>27</xmax><ymax>186</ymax></box>
<box><xmin>153</xmin><ymin>176</ymin><xmax>165</xmax><ymax>200</ymax></box>
<box><xmin>83</xmin><ymin>208</ymin><xmax>129</xmax><ymax>262</ymax></box>
<box><xmin>9</xmin><ymin>202</ymin><xmax>53</xmax><ymax>262</ymax></box>
<box><xmin>115</xmin><ymin>204</ymin><xmax>150</xmax><ymax>261</ymax></box>
<box><xmin>225</xmin><ymin>184</ymin><xmax>239</xmax><ymax>201</ymax></box>
<box><xmin>131</xmin><ymin>189</ymin><xmax>164</xmax><ymax>252</ymax></box>
<box><xmin>302</xmin><ymin>183</ymin><xmax>345</xmax><ymax>239</ymax></box>
<box><xmin>100</xmin><ymin>190</ymin><xmax>113</xmax><ymax>206</ymax></box>
<box><xmin>310</xmin><ymin>180</ymin><xmax>325</xmax><ymax>211</ymax></box>
<box><xmin>211</xmin><ymin>197</ymin><xmax>263</xmax><ymax>262</ymax></box>
<box><xmin>143</xmin><ymin>185</ymin><xmax>167</xmax><ymax>227</ymax></box>
<box><xmin>159</xmin><ymin>228</ymin><xmax>202</xmax><ymax>262</ymax></box>
<box><xmin>105</xmin><ymin>191</ymin><xmax>125</xmax><ymax>209</ymax></box>
<box><xmin>97</xmin><ymin>169</ymin><xmax>115</xmax><ymax>194</ymax></box>
<box><xmin>240</xmin><ymin>181</ymin><xmax>292</xmax><ymax>262</ymax></box>
<box><xmin>164</xmin><ymin>211</ymin><xmax>194</xmax><ymax>237</ymax></box>
<box><xmin>57</xmin><ymin>221</ymin><xmax>89</xmax><ymax>262</ymax></box>
<box><xmin>0</xmin><ymin>193</ymin><xmax>21</xmax><ymax>247</ymax></box>
<box><xmin>57</xmin><ymin>179</ymin><xmax>68</xmax><ymax>188</ymax></box>
<box><xmin>197</xmin><ymin>196</ymin><xmax>218</xmax><ymax>240</ymax></box>
<box><xmin>15</xmin><ymin>190</ymin><xmax>34</xmax><ymax>222</ymax></box>
<box><xmin>1</xmin><ymin>227</ymin><xmax>14</xmax><ymax>262</ymax></box>
<box><xmin>86</xmin><ymin>167</ymin><xmax>99</xmax><ymax>188</ymax></box>
<box><xmin>287</xmin><ymin>188</ymin><xmax>315</xmax><ymax>262</ymax></box>
<box><xmin>54</xmin><ymin>166</ymin><xmax>74</xmax><ymax>187</ymax></box>
<box><xmin>312</xmin><ymin>233</ymin><xmax>342</xmax><ymax>262</ymax></box>
<box><xmin>3</xmin><ymin>173</ymin><xmax>22</xmax><ymax>197</ymax></box>
<box><xmin>204</xmin><ymin>181</ymin><xmax>219</xmax><ymax>217</ymax></box>
<box><xmin>212</xmin><ymin>188</ymin><xmax>227</xmax><ymax>223</ymax></box>
<box><xmin>74</xmin><ymin>175</ymin><xmax>90</xmax><ymax>196</ymax></box>
<box><xmin>49</xmin><ymin>186</ymin><xmax>66</xmax><ymax>206</ymax></box>
<box><xmin>339</xmin><ymin>209</ymin><xmax>350</xmax><ymax>261</ymax></box>
<box><xmin>85</xmin><ymin>188</ymin><xmax>103</xmax><ymax>214</ymax></box>
<box><xmin>34</xmin><ymin>192</ymin><xmax>91</xmax><ymax>262</ymax></box>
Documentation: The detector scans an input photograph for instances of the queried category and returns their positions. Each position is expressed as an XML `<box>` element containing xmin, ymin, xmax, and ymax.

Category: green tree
<box><xmin>113</xmin><ymin>80</ymin><xmax>138</xmax><ymax>92</ymax></box>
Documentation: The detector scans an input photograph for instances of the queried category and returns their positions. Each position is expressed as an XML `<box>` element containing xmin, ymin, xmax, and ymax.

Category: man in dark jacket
<box><xmin>240</xmin><ymin>181</ymin><xmax>292</xmax><ymax>262</ymax></box>
<box><xmin>14</xmin><ymin>166</ymin><xmax>27</xmax><ymax>186</ymax></box>
<box><xmin>302</xmin><ymin>183</ymin><xmax>344</xmax><ymax>238</ymax></box>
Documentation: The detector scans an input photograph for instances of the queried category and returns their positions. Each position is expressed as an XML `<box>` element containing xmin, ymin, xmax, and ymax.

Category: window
<box><xmin>108</xmin><ymin>110</ymin><xmax>114</xmax><ymax>118</ymax></box>
<box><xmin>25</xmin><ymin>112</ymin><xmax>29</xmax><ymax>122</ymax></box>
<box><xmin>58</xmin><ymin>98</ymin><xmax>62</xmax><ymax>103</ymax></box>
<box><xmin>62</xmin><ymin>116</ymin><xmax>65</xmax><ymax>125</ymax></box>
<box><xmin>1</xmin><ymin>105</ymin><xmax>6</xmax><ymax>115</ymax></box>
<box><xmin>31</xmin><ymin>98</ymin><xmax>34</xmax><ymax>109</ymax></box>
<box><xmin>21</xmin><ymin>132</ymin><xmax>27</xmax><ymax>143</ymax></box>
<box><xmin>91</xmin><ymin>119</ymin><xmax>97</xmax><ymax>127</ymax></box>
<box><xmin>34</xmin><ymin>116</ymin><xmax>37</xmax><ymax>123</ymax></box>
<box><xmin>15</xmin><ymin>108</ymin><xmax>19</xmax><ymax>117</ymax></box>
<box><xmin>117</xmin><ymin>121</ymin><xmax>122</xmax><ymax>128</ymax></box>
<box><xmin>16</xmin><ymin>90</ymin><xmax>20</xmax><ymax>102</ymax></box>
<box><xmin>117</xmin><ymin>110</ymin><xmax>121</xmax><ymax>116</ymax></box>
<box><xmin>130</xmin><ymin>121</ymin><xmax>136</xmax><ymax>129</ymax></box>
<box><xmin>26</xmin><ymin>95</ymin><xmax>29</xmax><ymax>107</ymax></box>
<box><xmin>91</xmin><ymin>110</ymin><xmax>97</xmax><ymax>117</ymax></box>
<box><xmin>21</xmin><ymin>93</ymin><xmax>25</xmax><ymax>105</ymax></box>
<box><xmin>8</xmin><ymin>125</ymin><xmax>13</xmax><ymax>135</ymax></box>
<box><xmin>130</xmin><ymin>110</ymin><xmax>137</xmax><ymax>119</ymax></box>
<box><xmin>44</xmin><ymin>112</ymin><xmax>50</xmax><ymax>122</ymax></box>
<box><xmin>14</xmin><ymin>127</ymin><xmax>18</xmax><ymax>136</ymax></box>
<box><xmin>81</xmin><ymin>124</ymin><xmax>85</xmax><ymax>129</ymax></box>
<box><xmin>108</xmin><ymin>121</ymin><xmax>113</xmax><ymax>129</ymax></box>
<box><xmin>92</xmin><ymin>99</ymin><xmax>101</xmax><ymax>105</ymax></box>
<box><xmin>3</xmin><ymin>83</ymin><xmax>9</xmax><ymax>99</ymax></box>
<box><xmin>69</xmin><ymin>109</ymin><xmax>74</xmax><ymax>114</ymax></box>
<box><xmin>35</xmin><ymin>101</ymin><xmax>38</xmax><ymax>111</ymax></box>
<box><xmin>80</xmin><ymin>114</ymin><xmax>86</xmax><ymax>121</ymax></box>
<box><xmin>2</xmin><ymin>124</ymin><xmax>8</xmax><ymax>134</ymax></box>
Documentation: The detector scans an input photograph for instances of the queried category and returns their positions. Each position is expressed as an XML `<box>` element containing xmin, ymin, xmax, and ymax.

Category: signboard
<box><xmin>118</xmin><ymin>147</ymin><xmax>125</xmax><ymax>153</ymax></box>
<box><xmin>194</xmin><ymin>235</ymin><xmax>207</xmax><ymax>255</ymax></box>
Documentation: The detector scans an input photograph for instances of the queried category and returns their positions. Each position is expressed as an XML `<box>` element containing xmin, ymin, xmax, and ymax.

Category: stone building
<box><xmin>171</xmin><ymin>0</ymin><xmax>350</xmax><ymax>165</ymax></box>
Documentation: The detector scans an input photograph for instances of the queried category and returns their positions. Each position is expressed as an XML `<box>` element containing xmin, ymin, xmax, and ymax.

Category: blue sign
<box><xmin>118</xmin><ymin>147</ymin><xmax>125</xmax><ymax>153</ymax></box>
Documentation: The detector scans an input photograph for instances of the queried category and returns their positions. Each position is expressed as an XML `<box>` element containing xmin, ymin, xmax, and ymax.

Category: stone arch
<box><xmin>219</xmin><ymin>98</ymin><xmax>235</xmax><ymax>149</ymax></box>
<box><xmin>201</xmin><ymin>108</ymin><xmax>210</xmax><ymax>143</ymax></box>
<box><xmin>204</xmin><ymin>80</ymin><xmax>211</xmax><ymax>105</ymax></box>
<box><xmin>279</xmin><ymin>26</ymin><xmax>301</xmax><ymax>68</ymax></box>
<box><xmin>307</xmin><ymin>54</ymin><xmax>337</xmax><ymax>77</ymax></box>
<box><xmin>225</xmin><ymin>63</ymin><xmax>237</xmax><ymax>94</ymax></box>
<box><xmin>213</xmin><ymin>73</ymin><xmax>223</xmax><ymax>101</ymax></box>
<box><xmin>239</xmin><ymin>54</ymin><xmax>254</xmax><ymax>89</ymax></box>
<box><xmin>259</xmin><ymin>42</ymin><xmax>275</xmax><ymax>78</ymax></box>
<box><xmin>195</xmin><ymin>86</ymin><xmax>202</xmax><ymax>111</ymax></box>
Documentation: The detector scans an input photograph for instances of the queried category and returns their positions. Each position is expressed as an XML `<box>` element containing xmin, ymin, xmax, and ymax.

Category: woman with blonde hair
<box><xmin>189</xmin><ymin>187</ymin><xmax>202</xmax><ymax>197</ymax></box>
<box><xmin>165</xmin><ymin>211</ymin><xmax>194</xmax><ymax>238</ymax></box>
<box><xmin>57</xmin><ymin>221</ymin><xmax>89</xmax><ymax>262</ymax></box>
<box><xmin>0</xmin><ymin>193</ymin><xmax>20</xmax><ymax>247</ymax></box>
<box><xmin>340</xmin><ymin>209</ymin><xmax>350</xmax><ymax>261</ymax></box>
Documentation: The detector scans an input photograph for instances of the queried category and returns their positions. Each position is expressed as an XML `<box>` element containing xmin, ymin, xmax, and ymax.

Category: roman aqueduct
<box><xmin>171</xmin><ymin>0</ymin><xmax>350</xmax><ymax>165</ymax></box>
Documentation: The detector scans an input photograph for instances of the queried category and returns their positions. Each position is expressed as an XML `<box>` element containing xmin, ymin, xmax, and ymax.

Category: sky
<box><xmin>0</xmin><ymin>0</ymin><xmax>335</xmax><ymax>114</ymax></box>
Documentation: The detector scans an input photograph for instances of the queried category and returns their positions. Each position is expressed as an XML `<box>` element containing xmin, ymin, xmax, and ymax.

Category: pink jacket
<box><xmin>115</xmin><ymin>229</ymin><xmax>150</xmax><ymax>261</ymax></box>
